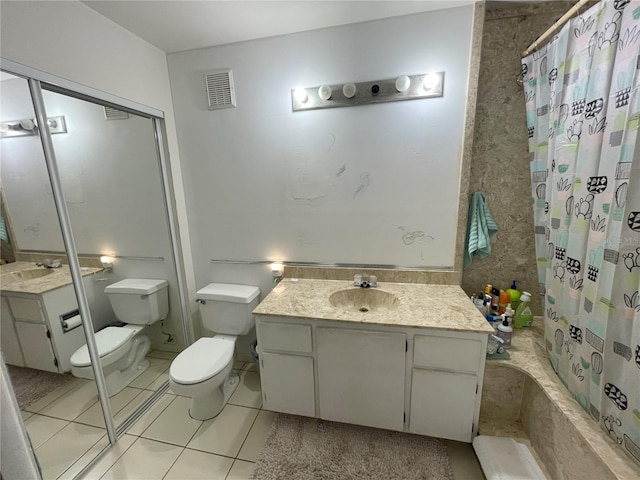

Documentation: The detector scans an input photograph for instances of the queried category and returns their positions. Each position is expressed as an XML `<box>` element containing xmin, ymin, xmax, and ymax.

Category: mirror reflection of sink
<box><xmin>329</xmin><ymin>288</ymin><xmax>398</xmax><ymax>312</ymax></box>
<box><xmin>7</xmin><ymin>268</ymin><xmax>56</xmax><ymax>282</ymax></box>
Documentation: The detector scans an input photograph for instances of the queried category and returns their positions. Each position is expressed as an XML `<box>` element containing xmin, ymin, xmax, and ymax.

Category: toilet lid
<box><xmin>70</xmin><ymin>327</ymin><xmax>136</xmax><ymax>367</ymax></box>
<box><xmin>170</xmin><ymin>337</ymin><xmax>235</xmax><ymax>385</ymax></box>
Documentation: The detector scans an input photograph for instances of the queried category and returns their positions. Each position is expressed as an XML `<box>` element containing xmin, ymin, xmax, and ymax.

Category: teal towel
<box><xmin>464</xmin><ymin>192</ymin><xmax>497</xmax><ymax>268</ymax></box>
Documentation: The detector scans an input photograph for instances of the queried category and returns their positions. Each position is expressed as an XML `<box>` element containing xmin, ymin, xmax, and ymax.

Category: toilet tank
<box><xmin>105</xmin><ymin>279</ymin><xmax>169</xmax><ymax>325</ymax></box>
<box><xmin>196</xmin><ymin>283</ymin><xmax>260</xmax><ymax>335</ymax></box>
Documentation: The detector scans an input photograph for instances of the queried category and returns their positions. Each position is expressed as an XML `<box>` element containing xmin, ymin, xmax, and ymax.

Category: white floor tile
<box><xmin>164</xmin><ymin>448</ymin><xmax>233</xmax><ymax>480</ymax></box>
<box><xmin>188</xmin><ymin>404</ymin><xmax>258</xmax><ymax>457</ymax></box>
<box><xmin>226</xmin><ymin>460</ymin><xmax>256</xmax><ymax>480</ymax></box>
<box><xmin>237</xmin><ymin>410</ymin><xmax>275</xmax><ymax>462</ymax></box>
<box><xmin>21</xmin><ymin>410</ymin><xmax>34</xmax><ymax>421</ymax></box>
<box><xmin>24</xmin><ymin>414</ymin><xmax>69</xmax><ymax>449</ymax></box>
<box><xmin>57</xmin><ymin>434</ymin><xmax>137</xmax><ymax>480</ymax></box>
<box><xmin>141</xmin><ymin>395</ymin><xmax>202</xmax><ymax>446</ymax></box>
<box><xmin>112</xmin><ymin>389</ymin><xmax>154</xmax><ymax>426</ymax></box>
<box><xmin>146</xmin><ymin>371</ymin><xmax>169</xmax><ymax>391</ymax></box>
<box><xmin>35</xmin><ymin>422</ymin><xmax>105</xmax><ymax>480</ymax></box>
<box><xmin>233</xmin><ymin>361</ymin><xmax>245</xmax><ymax>370</ymax></box>
<box><xmin>37</xmin><ymin>380</ymin><xmax>98</xmax><ymax>421</ymax></box>
<box><xmin>100</xmin><ymin>437</ymin><xmax>183</xmax><ymax>480</ymax></box>
<box><xmin>129</xmin><ymin>357</ymin><xmax>171</xmax><ymax>389</ymax></box>
<box><xmin>74</xmin><ymin>387</ymin><xmax>141</xmax><ymax>428</ymax></box>
<box><xmin>243</xmin><ymin>362</ymin><xmax>258</xmax><ymax>372</ymax></box>
<box><xmin>147</xmin><ymin>350</ymin><xmax>179</xmax><ymax>360</ymax></box>
<box><xmin>228</xmin><ymin>371</ymin><xmax>262</xmax><ymax>408</ymax></box>
<box><xmin>127</xmin><ymin>393</ymin><xmax>175</xmax><ymax>436</ymax></box>
<box><xmin>24</xmin><ymin>377</ymin><xmax>86</xmax><ymax>413</ymax></box>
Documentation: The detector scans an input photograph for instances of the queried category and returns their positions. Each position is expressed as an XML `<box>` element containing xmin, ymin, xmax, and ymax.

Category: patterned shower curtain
<box><xmin>522</xmin><ymin>0</ymin><xmax>640</xmax><ymax>465</ymax></box>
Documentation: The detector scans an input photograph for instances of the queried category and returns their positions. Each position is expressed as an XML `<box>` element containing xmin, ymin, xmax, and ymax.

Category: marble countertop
<box><xmin>0</xmin><ymin>262</ymin><xmax>102</xmax><ymax>294</ymax></box>
<box><xmin>253</xmin><ymin>278</ymin><xmax>495</xmax><ymax>333</ymax></box>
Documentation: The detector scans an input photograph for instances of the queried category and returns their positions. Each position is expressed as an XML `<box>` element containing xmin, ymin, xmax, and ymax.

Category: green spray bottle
<box><xmin>514</xmin><ymin>291</ymin><xmax>533</xmax><ymax>328</ymax></box>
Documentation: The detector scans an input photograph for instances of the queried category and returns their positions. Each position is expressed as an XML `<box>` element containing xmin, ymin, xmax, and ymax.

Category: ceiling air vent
<box><xmin>205</xmin><ymin>69</ymin><xmax>236</xmax><ymax>110</ymax></box>
<box><xmin>104</xmin><ymin>107</ymin><xmax>129</xmax><ymax>120</ymax></box>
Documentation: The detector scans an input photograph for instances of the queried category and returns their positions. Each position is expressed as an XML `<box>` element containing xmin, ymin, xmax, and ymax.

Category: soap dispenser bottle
<box><xmin>506</xmin><ymin>280</ymin><xmax>522</xmax><ymax>310</ymax></box>
<box><xmin>514</xmin><ymin>291</ymin><xmax>533</xmax><ymax>328</ymax></box>
<box><xmin>497</xmin><ymin>318</ymin><xmax>513</xmax><ymax>347</ymax></box>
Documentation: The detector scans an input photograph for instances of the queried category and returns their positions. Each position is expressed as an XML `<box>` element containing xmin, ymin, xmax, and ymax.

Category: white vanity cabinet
<box><xmin>409</xmin><ymin>334</ymin><xmax>485</xmax><ymax>442</ymax></box>
<box><xmin>2</xmin><ymin>284</ymin><xmax>85</xmax><ymax>373</ymax></box>
<box><xmin>256</xmin><ymin>320</ymin><xmax>316</xmax><ymax>417</ymax></box>
<box><xmin>255</xmin><ymin>314</ymin><xmax>488</xmax><ymax>443</ymax></box>
<box><xmin>316</xmin><ymin>327</ymin><xmax>406</xmax><ymax>431</ymax></box>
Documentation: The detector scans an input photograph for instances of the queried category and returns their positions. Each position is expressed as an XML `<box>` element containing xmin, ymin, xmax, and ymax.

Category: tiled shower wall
<box><xmin>461</xmin><ymin>1</ymin><xmax>578</xmax><ymax>315</ymax></box>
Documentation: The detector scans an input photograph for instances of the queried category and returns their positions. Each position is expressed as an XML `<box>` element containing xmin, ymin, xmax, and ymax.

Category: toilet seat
<box><xmin>170</xmin><ymin>337</ymin><xmax>235</xmax><ymax>385</ymax></box>
<box><xmin>70</xmin><ymin>327</ymin><xmax>136</xmax><ymax>367</ymax></box>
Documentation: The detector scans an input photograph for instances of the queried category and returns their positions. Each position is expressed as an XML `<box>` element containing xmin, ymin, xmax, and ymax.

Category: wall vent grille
<box><xmin>205</xmin><ymin>69</ymin><xmax>236</xmax><ymax>110</ymax></box>
<box><xmin>104</xmin><ymin>107</ymin><xmax>129</xmax><ymax>120</ymax></box>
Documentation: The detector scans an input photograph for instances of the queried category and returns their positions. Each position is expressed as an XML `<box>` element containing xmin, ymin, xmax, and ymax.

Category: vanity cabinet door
<box><xmin>316</xmin><ymin>328</ymin><xmax>406</xmax><ymax>431</ymax></box>
<box><xmin>260</xmin><ymin>352</ymin><xmax>315</xmax><ymax>417</ymax></box>
<box><xmin>410</xmin><ymin>368</ymin><xmax>477</xmax><ymax>442</ymax></box>
<box><xmin>14</xmin><ymin>321</ymin><xmax>58</xmax><ymax>372</ymax></box>
<box><xmin>1</xmin><ymin>297</ymin><xmax>25</xmax><ymax>367</ymax></box>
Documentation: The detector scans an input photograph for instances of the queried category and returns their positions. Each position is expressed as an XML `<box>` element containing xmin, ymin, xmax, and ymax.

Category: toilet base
<box><xmin>189</xmin><ymin>372</ymin><xmax>240</xmax><ymax>420</ymax></box>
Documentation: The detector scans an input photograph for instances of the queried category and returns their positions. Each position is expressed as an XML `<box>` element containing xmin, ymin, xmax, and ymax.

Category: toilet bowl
<box><xmin>169</xmin><ymin>335</ymin><xmax>237</xmax><ymax>420</ymax></box>
<box><xmin>71</xmin><ymin>324</ymin><xmax>150</xmax><ymax>396</ymax></box>
<box><xmin>169</xmin><ymin>283</ymin><xmax>260</xmax><ymax>420</ymax></box>
<box><xmin>70</xmin><ymin>278</ymin><xmax>169</xmax><ymax>396</ymax></box>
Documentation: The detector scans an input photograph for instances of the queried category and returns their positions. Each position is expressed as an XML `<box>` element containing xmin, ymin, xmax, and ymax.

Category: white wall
<box><xmin>0</xmin><ymin>0</ymin><xmax>196</xmax><ymax>303</ymax></box>
<box><xmin>168</xmin><ymin>6</ymin><xmax>474</xmax><ymax>294</ymax></box>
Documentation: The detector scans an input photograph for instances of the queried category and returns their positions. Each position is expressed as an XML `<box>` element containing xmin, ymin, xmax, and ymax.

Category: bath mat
<box><xmin>7</xmin><ymin>365</ymin><xmax>75</xmax><ymax>410</ymax></box>
<box><xmin>252</xmin><ymin>413</ymin><xmax>455</xmax><ymax>480</ymax></box>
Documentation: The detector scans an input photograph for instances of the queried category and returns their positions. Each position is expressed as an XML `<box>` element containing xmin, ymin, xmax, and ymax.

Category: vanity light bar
<box><xmin>0</xmin><ymin>115</ymin><xmax>67</xmax><ymax>138</ymax></box>
<box><xmin>291</xmin><ymin>72</ymin><xmax>444</xmax><ymax>112</ymax></box>
<box><xmin>209</xmin><ymin>259</ymin><xmax>453</xmax><ymax>271</ymax></box>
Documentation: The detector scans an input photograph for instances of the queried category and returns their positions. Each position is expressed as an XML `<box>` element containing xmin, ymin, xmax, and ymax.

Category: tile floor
<box><xmin>22</xmin><ymin>353</ymin><xmax>484</xmax><ymax>480</ymax></box>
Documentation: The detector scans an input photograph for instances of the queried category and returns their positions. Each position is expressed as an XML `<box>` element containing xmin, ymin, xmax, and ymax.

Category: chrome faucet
<box><xmin>354</xmin><ymin>273</ymin><xmax>377</xmax><ymax>288</ymax></box>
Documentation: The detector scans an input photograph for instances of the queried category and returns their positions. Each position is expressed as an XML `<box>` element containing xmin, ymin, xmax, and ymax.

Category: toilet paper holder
<box><xmin>60</xmin><ymin>309</ymin><xmax>82</xmax><ymax>333</ymax></box>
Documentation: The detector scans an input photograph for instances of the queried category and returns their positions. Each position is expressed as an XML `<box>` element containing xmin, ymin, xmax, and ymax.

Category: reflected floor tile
<box><xmin>21</xmin><ymin>410</ymin><xmax>34</xmax><ymax>421</ymax></box>
<box><xmin>188</xmin><ymin>404</ymin><xmax>258</xmax><ymax>457</ymax></box>
<box><xmin>141</xmin><ymin>395</ymin><xmax>202</xmax><ymax>446</ymax></box>
<box><xmin>127</xmin><ymin>393</ymin><xmax>175</xmax><ymax>436</ymax></box>
<box><xmin>100</xmin><ymin>437</ymin><xmax>183</xmax><ymax>480</ymax></box>
<box><xmin>74</xmin><ymin>387</ymin><xmax>141</xmax><ymax>428</ymax></box>
<box><xmin>164</xmin><ymin>448</ymin><xmax>233</xmax><ymax>480</ymax></box>
<box><xmin>24</xmin><ymin>414</ymin><xmax>69</xmax><ymax>449</ymax></box>
<box><xmin>226</xmin><ymin>459</ymin><xmax>256</xmax><ymax>480</ymax></box>
<box><xmin>58</xmin><ymin>434</ymin><xmax>137</xmax><ymax>480</ymax></box>
<box><xmin>35</xmin><ymin>422</ymin><xmax>105</xmax><ymax>480</ymax></box>
<box><xmin>243</xmin><ymin>362</ymin><xmax>258</xmax><ymax>373</ymax></box>
<box><xmin>24</xmin><ymin>377</ymin><xmax>87</xmax><ymax>413</ymax></box>
<box><xmin>129</xmin><ymin>357</ymin><xmax>171</xmax><ymax>389</ymax></box>
<box><xmin>233</xmin><ymin>361</ymin><xmax>246</xmax><ymax>370</ymax></box>
<box><xmin>113</xmin><ymin>389</ymin><xmax>154</xmax><ymax>426</ymax></box>
<box><xmin>37</xmin><ymin>380</ymin><xmax>98</xmax><ymax>421</ymax></box>
<box><xmin>228</xmin><ymin>371</ymin><xmax>262</xmax><ymax>409</ymax></box>
<box><xmin>238</xmin><ymin>410</ymin><xmax>275</xmax><ymax>462</ymax></box>
<box><xmin>146</xmin><ymin>371</ymin><xmax>169</xmax><ymax>392</ymax></box>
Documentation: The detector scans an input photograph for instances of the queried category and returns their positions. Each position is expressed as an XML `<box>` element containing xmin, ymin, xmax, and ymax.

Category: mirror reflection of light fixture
<box><xmin>318</xmin><ymin>85</ymin><xmax>332</xmax><ymax>101</ymax></box>
<box><xmin>0</xmin><ymin>116</ymin><xmax>67</xmax><ymax>138</ymax></box>
<box><xmin>270</xmin><ymin>262</ymin><xmax>284</xmax><ymax>285</ymax></box>
<box><xmin>100</xmin><ymin>255</ymin><xmax>114</xmax><ymax>271</ymax></box>
<box><xmin>395</xmin><ymin>75</ymin><xmax>410</xmax><ymax>92</ymax></box>
<box><xmin>342</xmin><ymin>83</ymin><xmax>357</xmax><ymax>98</ymax></box>
<box><xmin>422</xmin><ymin>73</ymin><xmax>440</xmax><ymax>91</ymax></box>
<box><xmin>294</xmin><ymin>88</ymin><xmax>309</xmax><ymax>103</ymax></box>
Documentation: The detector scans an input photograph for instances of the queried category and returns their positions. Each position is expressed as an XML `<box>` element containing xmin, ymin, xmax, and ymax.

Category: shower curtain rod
<box><xmin>521</xmin><ymin>0</ymin><xmax>591</xmax><ymax>57</ymax></box>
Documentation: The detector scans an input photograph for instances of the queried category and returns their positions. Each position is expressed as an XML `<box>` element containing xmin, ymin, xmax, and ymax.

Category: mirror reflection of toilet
<box><xmin>70</xmin><ymin>278</ymin><xmax>169</xmax><ymax>396</ymax></box>
<box><xmin>169</xmin><ymin>283</ymin><xmax>260</xmax><ymax>420</ymax></box>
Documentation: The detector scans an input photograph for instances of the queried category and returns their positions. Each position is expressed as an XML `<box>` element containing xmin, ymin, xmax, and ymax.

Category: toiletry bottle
<box><xmin>506</xmin><ymin>280</ymin><xmax>522</xmax><ymax>310</ymax></box>
<box><xmin>497</xmin><ymin>318</ymin><xmax>513</xmax><ymax>347</ymax></box>
<box><xmin>503</xmin><ymin>303</ymin><xmax>515</xmax><ymax>326</ymax></box>
<box><xmin>514</xmin><ymin>291</ymin><xmax>533</xmax><ymax>328</ymax></box>
<box><xmin>498</xmin><ymin>290</ymin><xmax>511</xmax><ymax>314</ymax></box>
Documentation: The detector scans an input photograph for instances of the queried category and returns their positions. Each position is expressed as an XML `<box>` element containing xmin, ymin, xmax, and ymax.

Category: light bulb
<box><xmin>423</xmin><ymin>73</ymin><xmax>440</xmax><ymax>91</ymax></box>
<box><xmin>342</xmin><ymin>83</ymin><xmax>356</xmax><ymax>98</ymax></box>
<box><xmin>294</xmin><ymin>88</ymin><xmax>308</xmax><ymax>103</ymax></box>
<box><xmin>395</xmin><ymin>75</ymin><xmax>410</xmax><ymax>92</ymax></box>
<box><xmin>318</xmin><ymin>85</ymin><xmax>332</xmax><ymax>101</ymax></box>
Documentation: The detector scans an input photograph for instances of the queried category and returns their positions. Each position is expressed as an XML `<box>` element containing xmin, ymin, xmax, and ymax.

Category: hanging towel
<box><xmin>464</xmin><ymin>192</ymin><xmax>497</xmax><ymax>268</ymax></box>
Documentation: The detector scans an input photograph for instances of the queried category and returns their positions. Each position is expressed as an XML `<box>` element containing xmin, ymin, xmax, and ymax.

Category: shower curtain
<box><xmin>522</xmin><ymin>0</ymin><xmax>640</xmax><ymax>465</ymax></box>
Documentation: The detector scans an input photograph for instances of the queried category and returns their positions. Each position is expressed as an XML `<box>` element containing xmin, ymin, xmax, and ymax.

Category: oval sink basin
<box><xmin>329</xmin><ymin>288</ymin><xmax>398</xmax><ymax>312</ymax></box>
<box><xmin>9</xmin><ymin>268</ymin><xmax>55</xmax><ymax>282</ymax></box>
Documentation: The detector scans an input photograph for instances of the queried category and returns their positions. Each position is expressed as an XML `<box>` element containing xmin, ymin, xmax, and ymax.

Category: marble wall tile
<box><xmin>460</xmin><ymin>1</ymin><xmax>578</xmax><ymax>315</ymax></box>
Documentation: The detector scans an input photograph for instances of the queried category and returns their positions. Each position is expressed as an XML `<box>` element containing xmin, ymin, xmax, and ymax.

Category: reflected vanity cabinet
<box><xmin>255</xmin><ymin>315</ymin><xmax>487</xmax><ymax>443</ymax></box>
<box><xmin>1</xmin><ymin>284</ymin><xmax>86</xmax><ymax>373</ymax></box>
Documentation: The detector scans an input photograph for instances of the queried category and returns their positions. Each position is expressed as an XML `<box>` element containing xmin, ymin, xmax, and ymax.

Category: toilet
<box><xmin>70</xmin><ymin>278</ymin><xmax>169</xmax><ymax>396</ymax></box>
<box><xmin>169</xmin><ymin>283</ymin><xmax>260</xmax><ymax>420</ymax></box>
